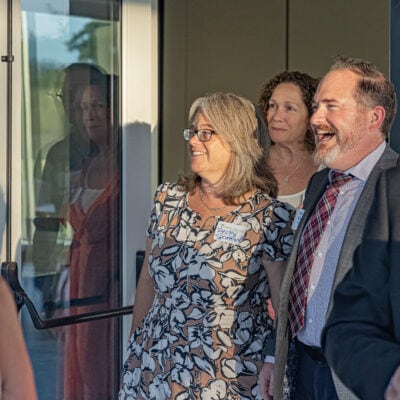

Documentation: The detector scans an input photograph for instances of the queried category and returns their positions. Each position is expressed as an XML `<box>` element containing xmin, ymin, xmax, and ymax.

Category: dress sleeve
<box><xmin>262</xmin><ymin>200</ymin><xmax>295</xmax><ymax>261</ymax></box>
<box><xmin>146</xmin><ymin>183</ymin><xmax>168</xmax><ymax>239</ymax></box>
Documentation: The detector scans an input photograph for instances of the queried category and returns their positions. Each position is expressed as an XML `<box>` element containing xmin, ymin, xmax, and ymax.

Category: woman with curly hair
<box><xmin>259</xmin><ymin>71</ymin><xmax>320</xmax><ymax>209</ymax></box>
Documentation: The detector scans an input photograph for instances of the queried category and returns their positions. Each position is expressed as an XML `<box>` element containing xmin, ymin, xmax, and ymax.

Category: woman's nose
<box><xmin>188</xmin><ymin>132</ymin><xmax>201</xmax><ymax>144</ymax></box>
<box><xmin>269</xmin><ymin>107</ymin><xmax>283</xmax><ymax>121</ymax></box>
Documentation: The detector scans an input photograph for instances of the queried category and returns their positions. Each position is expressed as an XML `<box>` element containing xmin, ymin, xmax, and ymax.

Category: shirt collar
<box><xmin>329</xmin><ymin>141</ymin><xmax>386</xmax><ymax>183</ymax></box>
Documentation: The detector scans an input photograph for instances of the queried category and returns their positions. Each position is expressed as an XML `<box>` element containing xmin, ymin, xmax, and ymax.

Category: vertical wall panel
<box><xmin>288</xmin><ymin>0</ymin><xmax>390</xmax><ymax>78</ymax></box>
<box><xmin>162</xmin><ymin>0</ymin><xmax>286</xmax><ymax>182</ymax></box>
<box><xmin>162</xmin><ymin>0</ymin><xmax>188</xmax><ymax>182</ymax></box>
<box><xmin>162</xmin><ymin>1</ymin><xmax>392</xmax><ymax>182</ymax></box>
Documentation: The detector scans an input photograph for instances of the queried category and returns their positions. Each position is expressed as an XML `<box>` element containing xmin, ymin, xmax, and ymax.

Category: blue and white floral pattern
<box><xmin>120</xmin><ymin>183</ymin><xmax>294</xmax><ymax>399</ymax></box>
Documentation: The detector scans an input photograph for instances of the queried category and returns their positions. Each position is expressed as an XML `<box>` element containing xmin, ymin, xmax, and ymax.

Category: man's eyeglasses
<box><xmin>182</xmin><ymin>128</ymin><xmax>217</xmax><ymax>142</ymax></box>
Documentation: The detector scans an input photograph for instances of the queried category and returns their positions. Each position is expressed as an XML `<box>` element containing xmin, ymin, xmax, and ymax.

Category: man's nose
<box><xmin>310</xmin><ymin>105</ymin><xmax>325</xmax><ymax>126</ymax></box>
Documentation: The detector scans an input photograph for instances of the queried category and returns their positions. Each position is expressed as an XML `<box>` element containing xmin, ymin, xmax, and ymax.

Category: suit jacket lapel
<box><xmin>330</xmin><ymin>145</ymin><xmax>399</xmax><ymax>308</ymax></box>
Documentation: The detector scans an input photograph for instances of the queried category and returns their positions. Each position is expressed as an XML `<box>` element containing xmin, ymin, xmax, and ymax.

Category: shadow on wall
<box><xmin>122</xmin><ymin>120</ymin><xmax>153</xmax><ymax>305</ymax></box>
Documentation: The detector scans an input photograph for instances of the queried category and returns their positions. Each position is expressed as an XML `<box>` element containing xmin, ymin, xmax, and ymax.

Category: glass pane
<box><xmin>20</xmin><ymin>1</ymin><xmax>121</xmax><ymax>398</ymax></box>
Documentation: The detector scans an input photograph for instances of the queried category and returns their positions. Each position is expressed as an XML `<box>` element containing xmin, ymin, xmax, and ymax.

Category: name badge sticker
<box><xmin>291</xmin><ymin>208</ymin><xmax>305</xmax><ymax>231</ymax></box>
<box><xmin>214</xmin><ymin>221</ymin><xmax>247</xmax><ymax>244</ymax></box>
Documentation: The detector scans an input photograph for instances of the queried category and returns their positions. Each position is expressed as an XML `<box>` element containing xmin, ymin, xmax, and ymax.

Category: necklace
<box><xmin>283</xmin><ymin>159</ymin><xmax>302</xmax><ymax>182</ymax></box>
<box><xmin>199</xmin><ymin>188</ymin><xmax>228</xmax><ymax>212</ymax></box>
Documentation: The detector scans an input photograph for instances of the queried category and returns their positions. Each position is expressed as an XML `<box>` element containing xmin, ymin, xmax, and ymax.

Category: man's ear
<box><xmin>369</xmin><ymin>105</ymin><xmax>386</xmax><ymax>131</ymax></box>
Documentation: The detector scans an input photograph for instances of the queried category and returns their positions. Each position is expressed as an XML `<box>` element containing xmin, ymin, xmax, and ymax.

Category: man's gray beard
<box><xmin>313</xmin><ymin>131</ymin><xmax>360</xmax><ymax>167</ymax></box>
<box><xmin>313</xmin><ymin>145</ymin><xmax>341</xmax><ymax>166</ymax></box>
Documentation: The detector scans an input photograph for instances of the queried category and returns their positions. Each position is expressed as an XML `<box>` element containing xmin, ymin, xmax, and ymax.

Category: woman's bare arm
<box><xmin>0</xmin><ymin>278</ymin><xmax>38</xmax><ymax>400</ymax></box>
<box><xmin>129</xmin><ymin>238</ymin><xmax>156</xmax><ymax>335</ymax></box>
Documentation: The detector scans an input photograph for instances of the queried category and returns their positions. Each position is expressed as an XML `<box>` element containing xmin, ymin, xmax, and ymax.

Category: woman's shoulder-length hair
<box><xmin>178</xmin><ymin>92</ymin><xmax>278</xmax><ymax>203</ymax></box>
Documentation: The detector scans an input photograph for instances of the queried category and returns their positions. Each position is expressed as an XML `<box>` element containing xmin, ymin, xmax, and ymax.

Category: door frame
<box><xmin>120</xmin><ymin>0</ymin><xmax>159</xmax><ymax>347</ymax></box>
<box><xmin>0</xmin><ymin>0</ymin><xmax>159</xmax><ymax>354</ymax></box>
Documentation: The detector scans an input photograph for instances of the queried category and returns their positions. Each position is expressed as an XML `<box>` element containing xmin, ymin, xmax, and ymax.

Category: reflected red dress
<box><xmin>62</xmin><ymin>173</ymin><xmax>120</xmax><ymax>400</ymax></box>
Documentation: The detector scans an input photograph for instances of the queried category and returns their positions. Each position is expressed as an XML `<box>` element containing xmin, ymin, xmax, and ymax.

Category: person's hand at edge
<box><xmin>259</xmin><ymin>362</ymin><xmax>274</xmax><ymax>400</ymax></box>
<box><xmin>385</xmin><ymin>365</ymin><xmax>400</xmax><ymax>400</ymax></box>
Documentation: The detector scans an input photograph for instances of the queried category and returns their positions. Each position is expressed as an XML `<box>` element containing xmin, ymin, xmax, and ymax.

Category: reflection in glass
<box><xmin>33</xmin><ymin>63</ymin><xmax>106</xmax><ymax>318</ymax></box>
<box><xmin>63</xmin><ymin>74</ymin><xmax>120</xmax><ymax>399</ymax></box>
<box><xmin>21</xmin><ymin>1</ymin><xmax>120</xmax><ymax>399</ymax></box>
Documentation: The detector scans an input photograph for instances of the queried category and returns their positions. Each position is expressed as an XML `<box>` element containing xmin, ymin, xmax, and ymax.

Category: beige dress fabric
<box><xmin>120</xmin><ymin>183</ymin><xmax>294</xmax><ymax>399</ymax></box>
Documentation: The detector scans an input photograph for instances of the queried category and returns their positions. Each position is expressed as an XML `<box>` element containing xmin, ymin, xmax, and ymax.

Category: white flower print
<box><xmin>273</xmin><ymin>203</ymin><xmax>293</xmax><ymax>223</ymax></box>
<box><xmin>148</xmin><ymin>375</ymin><xmax>171</xmax><ymax>400</ymax></box>
<box><xmin>203</xmin><ymin>307</ymin><xmax>235</xmax><ymax>329</ymax></box>
<box><xmin>150</xmin><ymin>338</ymin><xmax>170</xmax><ymax>370</ymax></box>
<box><xmin>188</xmin><ymin>324</ymin><xmax>213</xmax><ymax>349</ymax></box>
<box><xmin>217</xmin><ymin>330</ymin><xmax>232</xmax><ymax>347</ymax></box>
<box><xmin>173</xmin><ymin>224</ymin><xmax>193</xmax><ymax>243</ymax></box>
<box><xmin>151</xmin><ymin>258</ymin><xmax>175</xmax><ymax>292</ymax></box>
<box><xmin>221</xmin><ymin>356</ymin><xmax>257</xmax><ymax>378</ymax></box>
<box><xmin>191</xmin><ymin>289</ymin><xmax>225</xmax><ymax>310</ymax></box>
<box><xmin>200</xmin><ymin>379</ymin><xmax>227</xmax><ymax>400</ymax></box>
<box><xmin>234</xmin><ymin>311</ymin><xmax>254</xmax><ymax>345</ymax></box>
<box><xmin>197</xmin><ymin>242</ymin><xmax>218</xmax><ymax>259</ymax></box>
<box><xmin>169</xmin><ymin>308</ymin><xmax>186</xmax><ymax>334</ymax></box>
<box><xmin>119</xmin><ymin>183</ymin><xmax>295</xmax><ymax>400</ymax></box>
<box><xmin>281</xmin><ymin>233</ymin><xmax>294</xmax><ymax>256</ymax></box>
<box><xmin>220</xmin><ymin>270</ymin><xmax>246</xmax><ymax>298</ymax></box>
<box><xmin>193</xmin><ymin>354</ymin><xmax>216</xmax><ymax>378</ymax></box>
<box><xmin>188</xmin><ymin>259</ymin><xmax>216</xmax><ymax>282</ymax></box>
<box><xmin>176</xmin><ymin>391</ymin><xmax>191</xmax><ymax>400</ymax></box>
<box><xmin>166</xmin><ymin>286</ymin><xmax>191</xmax><ymax>310</ymax></box>
<box><xmin>121</xmin><ymin>368</ymin><xmax>140</xmax><ymax>394</ymax></box>
<box><xmin>246</xmin><ymin>216</ymin><xmax>262</xmax><ymax>233</ymax></box>
<box><xmin>170</xmin><ymin>345</ymin><xmax>194</xmax><ymax>387</ymax></box>
<box><xmin>251</xmin><ymin>383</ymin><xmax>264</xmax><ymax>400</ymax></box>
<box><xmin>247</xmin><ymin>252</ymin><xmax>262</xmax><ymax>274</ymax></box>
<box><xmin>142</xmin><ymin>350</ymin><xmax>156</xmax><ymax>372</ymax></box>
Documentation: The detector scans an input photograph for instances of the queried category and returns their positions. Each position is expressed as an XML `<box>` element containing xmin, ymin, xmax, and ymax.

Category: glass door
<box><xmin>0</xmin><ymin>0</ymin><xmax>158</xmax><ymax>399</ymax></box>
<box><xmin>22</xmin><ymin>2</ymin><xmax>122</xmax><ymax>399</ymax></box>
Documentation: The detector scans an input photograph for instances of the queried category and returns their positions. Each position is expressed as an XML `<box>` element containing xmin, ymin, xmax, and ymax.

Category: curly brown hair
<box><xmin>258</xmin><ymin>71</ymin><xmax>319</xmax><ymax>153</ymax></box>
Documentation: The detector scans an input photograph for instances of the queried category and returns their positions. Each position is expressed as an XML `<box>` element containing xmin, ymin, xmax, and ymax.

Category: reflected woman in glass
<box><xmin>60</xmin><ymin>74</ymin><xmax>120</xmax><ymax>399</ymax></box>
<box><xmin>36</xmin><ymin>63</ymin><xmax>105</xmax><ymax>213</ymax></box>
<box><xmin>33</xmin><ymin>63</ymin><xmax>105</xmax><ymax>317</ymax></box>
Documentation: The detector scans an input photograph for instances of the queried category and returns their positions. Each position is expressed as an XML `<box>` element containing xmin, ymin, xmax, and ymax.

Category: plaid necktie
<box><xmin>288</xmin><ymin>171</ymin><xmax>353</xmax><ymax>338</ymax></box>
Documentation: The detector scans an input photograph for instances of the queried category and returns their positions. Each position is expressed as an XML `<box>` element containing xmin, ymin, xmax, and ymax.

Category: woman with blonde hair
<box><xmin>120</xmin><ymin>92</ymin><xmax>294</xmax><ymax>399</ymax></box>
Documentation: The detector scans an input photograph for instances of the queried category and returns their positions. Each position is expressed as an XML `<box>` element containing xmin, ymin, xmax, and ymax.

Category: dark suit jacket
<box><xmin>272</xmin><ymin>144</ymin><xmax>399</xmax><ymax>400</ymax></box>
<box><xmin>322</xmin><ymin>165</ymin><xmax>400</xmax><ymax>400</ymax></box>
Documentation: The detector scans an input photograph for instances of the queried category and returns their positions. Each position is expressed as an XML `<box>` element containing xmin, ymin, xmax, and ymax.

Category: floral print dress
<box><xmin>120</xmin><ymin>183</ymin><xmax>294</xmax><ymax>400</ymax></box>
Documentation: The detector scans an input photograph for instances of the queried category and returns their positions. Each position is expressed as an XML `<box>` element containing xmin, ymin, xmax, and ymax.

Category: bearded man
<box><xmin>259</xmin><ymin>55</ymin><xmax>399</xmax><ymax>400</ymax></box>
